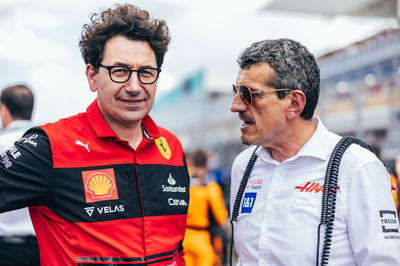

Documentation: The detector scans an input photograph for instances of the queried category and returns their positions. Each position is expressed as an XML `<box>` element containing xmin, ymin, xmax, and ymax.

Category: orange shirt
<box><xmin>186</xmin><ymin>182</ymin><xmax>228</xmax><ymax>229</ymax></box>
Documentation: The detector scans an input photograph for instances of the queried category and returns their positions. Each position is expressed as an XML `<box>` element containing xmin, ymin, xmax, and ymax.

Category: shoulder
<box><xmin>207</xmin><ymin>181</ymin><xmax>222</xmax><ymax>192</ymax></box>
<box><xmin>157</xmin><ymin>126</ymin><xmax>184</xmax><ymax>152</ymax></box>
<box><xmin>18</xmin><ymin>127</ymin><xmax>50</xmax><ymax>149</ymax></box>
<box><xmin>343</xmin><ymin>143</ymin><xmax>381</xmax><ymax>166</ymax></box>
<box><xmin>158</xmin><ymin>126</ymin><xmax>180</xmax><ymax>142</ymax></box>
<box><xmin>39</xmin><ymin>113</ymin><xmax>90</xmax><ymax>148</ymax></box>
<box><xmin>40</xmin><ymin>112</ymin><xmax>87</xmax><ymax>135</ymax></box>
<box><xmin>337</xmin><ymin>143</ymin><xmax>387</xmax><ymax>188</ymax></box>
<box><xmin>4</xmin><ymin>127</ymin><xmax>53</xmax><ymax>167</ymax></box>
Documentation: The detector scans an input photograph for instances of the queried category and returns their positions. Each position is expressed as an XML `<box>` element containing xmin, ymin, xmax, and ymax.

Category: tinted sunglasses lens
<box><xmin>239</xmin><ymin>86</ymin><xmax>251</xmax><ymax>105</ymax></box>
<box><xmin>232</xmin><ymin>84</ymin><xmax>238</xmax><ymax>95</ymax></box>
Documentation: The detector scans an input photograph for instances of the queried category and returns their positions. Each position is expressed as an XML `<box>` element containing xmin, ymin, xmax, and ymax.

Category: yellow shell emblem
<box><xmin>87</xmin><ymin>174</ymin><xmax>114</xmax><ymax>197</ymax></box>
<box><xmin>155</xmin><ymin>137</ymin><xmax>171</xmax><ymax>160</ymax></box>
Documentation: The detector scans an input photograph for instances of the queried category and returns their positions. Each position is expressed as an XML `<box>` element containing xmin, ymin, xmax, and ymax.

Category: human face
<box><xmin>86</xmin><ymin>35</ymin><xmax>158</xmax><ymax>129</ymax></box>
<box><xmin>230</xmin><ymin>62</ymin><xmax>289</xmax><ymax>146</ymax></box>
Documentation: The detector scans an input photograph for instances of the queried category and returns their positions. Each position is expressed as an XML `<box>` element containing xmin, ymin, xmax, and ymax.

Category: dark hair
<box><xmin>190</xmin><ymin>149</ymin><xmax>208</xmax><ymax>168</ymax></box>
<box><xmin>237</xmin><ymin>38</ymin><xmax>320</xmax><ymax>120</ymax></box>
<box><xmin>79</xmin><ymin>4</ymin><xmax>170</xmax><ymax>69</ymax></box>
<box><xmin>0</xmin><ymin>84</ymin><xmax>34</xmax><ymax>120</ymax></box>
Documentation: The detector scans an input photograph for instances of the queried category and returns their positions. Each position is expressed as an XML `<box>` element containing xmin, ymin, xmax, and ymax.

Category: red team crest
<box><xmin>82</xmin><ymin>168</ymin><xmax>118</xmax><ymax>203</ymax></box>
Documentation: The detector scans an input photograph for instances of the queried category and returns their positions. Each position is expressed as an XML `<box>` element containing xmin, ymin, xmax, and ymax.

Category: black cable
<box><xmin>316</xmin><ymin>137</ymin><xmax>372</xmax><ymax>266</ymax></box>
<box><xmin>229</xmin><ymin>146</ymin><xmax>259</xmax><ymax>266</ymax></box>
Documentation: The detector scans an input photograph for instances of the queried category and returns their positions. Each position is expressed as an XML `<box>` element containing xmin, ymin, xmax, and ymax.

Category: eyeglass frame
<box><xmin>98</xmin><ymin>64</ymin><xmax>162</xmax><ymax>84</ymax></box>
<box><xmin>232</xmin><ymin>84</ymin><xmax>294</xmax><ymax>105</ymax></box>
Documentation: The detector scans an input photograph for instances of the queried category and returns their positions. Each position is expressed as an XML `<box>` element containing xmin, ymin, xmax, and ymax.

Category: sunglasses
<box><xmin>232</xmin><ymin>84</ymin><xmax>293</xmax><ymax>105</ymax></box>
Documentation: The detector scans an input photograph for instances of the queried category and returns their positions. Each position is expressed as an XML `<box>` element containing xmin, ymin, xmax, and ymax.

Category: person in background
<box><xmin>183</xmin><ymin>149</ymin><xmax>228</xmax><ymax>266</ymax></box>
<box><xmin>230</xmin><ymin>38</ymin><xmax>400</xmax><ymax>265</ymax></box>
<box><xmin>0</xmin><ymin>84</ymin><xmax>39</xmax><ymax>266</ymax></box>
<box><xmin>392</xmin><ymin>154</ymin><xmax>400</xmax><ymax>211</ymax></box>
<box><xmin>0</xmin><ymin>4</ymin><xmax>189</xmax><ymax>265</ymax></box>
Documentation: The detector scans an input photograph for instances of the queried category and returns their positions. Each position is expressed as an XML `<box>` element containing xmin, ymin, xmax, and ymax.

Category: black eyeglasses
<box><xmin>232</xmin><ymin>84</ymin><xmax>293</xmax><ymax>105</ymax></box>
<box><xmin>99</xmin><ymin>64</ymin><xmax>161</xmax><ymax>84</ymax></box>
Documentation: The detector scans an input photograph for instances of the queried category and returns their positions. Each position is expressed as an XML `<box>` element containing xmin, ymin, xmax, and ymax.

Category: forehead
<box><xmin>102</xmin><ymin>35</ymin><xmax>157</xmax><ymax>66</ymax></box>
<box><xmin>236</xmin><ymin>62</ymin><xmax>275</xmax><ymax>87</ymax></box>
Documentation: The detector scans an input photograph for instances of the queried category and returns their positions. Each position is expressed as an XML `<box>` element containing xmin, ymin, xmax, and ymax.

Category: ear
<box><xmin>286</xmin><ymin>90</ymin><xmax>306</xmax><ymax>121</ymax></box>
<box><xmin>85</xmin><ymin>64</ymin><xmax>98</xmax><ymax>92</ymax></box>
<box><xmin>0</xmin><ymin>104</ymin><xmax>12</xmax><ymax>128</ymax></box>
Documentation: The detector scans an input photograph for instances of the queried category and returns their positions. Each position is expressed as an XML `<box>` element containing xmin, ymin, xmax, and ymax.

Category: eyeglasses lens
<box><xmin>233</xmin><ymin>85</ymin><xmax>252</xmax><ymax>105</ymax></box>
<box><xmin>239</xmin><ymin>86</ymin><xmax>251</xmax><ymax>105</ymax></box>
<box><xmin>110</xmin><ymin>67</ymin><xmax>131</xmax><ymax>83</ymax></box>
<box><xmin>138</xmin><ymin>68</ymin><xmax>159</xmax><ymax>84</ymax></box>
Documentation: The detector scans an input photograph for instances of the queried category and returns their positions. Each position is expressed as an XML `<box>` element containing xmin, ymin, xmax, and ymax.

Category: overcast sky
<box><xmin>0</xmin><ymin>0</ymin><xmax>397</xmax><ymax>124</ymax></box>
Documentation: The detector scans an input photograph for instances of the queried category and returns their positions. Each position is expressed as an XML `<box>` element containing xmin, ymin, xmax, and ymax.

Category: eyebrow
<box><xmin>112</xmin><ymin>62</ymin><xmax>157</xmax><ymax>68</ymax></box>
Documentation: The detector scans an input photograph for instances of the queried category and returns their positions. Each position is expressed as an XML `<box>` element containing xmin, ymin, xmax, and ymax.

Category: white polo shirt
<box><xmin>230</xmin><ymin>118</ymin><xmax>400</xmax><ymax>265</ymax></box>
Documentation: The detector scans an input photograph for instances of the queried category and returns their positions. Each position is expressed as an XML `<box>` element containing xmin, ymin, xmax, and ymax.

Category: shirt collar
<box><xmin>295</xmin><ymin>117</ymin><xmax>340</xmax><ymax>160</ymax></box>
<box><xmin>7</xmin><ymin>120</ymin><xmax>32</xmax><ymax>130</ymax></box>
<box><xmin>86</xmin><ymin>99</ymin><xmax>161</xmax><ymax>140</ymax></box>
<box><xmin>257</xmin><ymin>117</ymin><xmax>340</xmax><ymax>163</ymax></box>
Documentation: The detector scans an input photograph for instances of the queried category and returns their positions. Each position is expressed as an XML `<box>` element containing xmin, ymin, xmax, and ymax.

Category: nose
<box><xmin>231</xmin><ymin>93</ymin><xmax>247</xmax><ymax>113</ymax></box>
<box><xmin>125</xmin><ymin>72</ymin><xmax>142</xmax><ymax>94</ymax></box>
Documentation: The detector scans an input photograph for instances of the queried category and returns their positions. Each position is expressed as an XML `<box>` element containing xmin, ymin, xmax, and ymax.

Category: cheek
<box><xmin>146</xmin><ymin>86</ymin><xmax>157</xmax><ymax>101</ymax></box>
<box><xmin>254</xmin><ymin>110</ymin><xmax>277</xmax><ymax>133</ymax></box>
<box><xmin>149</xmin><ymin>85</ymin><xmax>157</xmax><ymax>96</ymax></box>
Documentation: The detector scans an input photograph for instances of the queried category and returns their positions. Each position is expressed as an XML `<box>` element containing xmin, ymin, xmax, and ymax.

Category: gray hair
<box><xmin>237</xmin><ymin>38</ymin><xmax>320</xmax><ymax>120</ymax></box>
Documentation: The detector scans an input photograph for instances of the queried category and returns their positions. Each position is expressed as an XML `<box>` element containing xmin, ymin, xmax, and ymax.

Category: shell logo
<box><xmin>82</xmin><ymin>168</ymin><xmax>118</xmax><ymax>203</ymax></box>
<box><xmin>88</xmin><ymin>174</ymin><xmax>114</xmax><ymax>197</ymax></box>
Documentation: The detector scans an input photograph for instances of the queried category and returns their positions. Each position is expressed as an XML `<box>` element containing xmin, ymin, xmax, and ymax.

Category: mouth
<box><xmin>239</xmin><ymin>112</ymin><xmax>255</xmax><ymax>127</ymax></box>
<box><xmin>119</xmin><ymin>98</ymin><xmax>145</xmax><ymax>104</ymax></box>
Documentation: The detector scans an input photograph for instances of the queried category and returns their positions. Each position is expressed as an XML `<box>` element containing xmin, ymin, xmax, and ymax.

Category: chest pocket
<box><xmin>290</xmin><ymin>193</ymin><xmax>322</xmax><ymax>221</ymax></box>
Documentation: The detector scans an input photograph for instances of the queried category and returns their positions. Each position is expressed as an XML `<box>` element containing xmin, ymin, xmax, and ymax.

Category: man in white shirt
<box><xmin>230</xmin><ymin>39</ymin><xmax>400</xmax><ymax>265</ymax></box>
<box><xmin>0</xmin><ymin>84</ymin><xmax>39</xmax><ymax>265</ymax></box>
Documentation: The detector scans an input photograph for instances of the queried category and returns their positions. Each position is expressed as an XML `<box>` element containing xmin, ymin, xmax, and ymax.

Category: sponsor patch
<box><xmin>167</xmin><ymin>173</ymin><xmax>176</xmax><ymax>185</ymax></box>
<box><xmin>295</xmin><ymin>181</ymin><xmax>340</xmax><ymax>193</ymax></box>
<box><xmin>84</xmin><ymin>205</ymin><xmax>124</xmax><ymax>217</ymax></box>
<box><xmin>84</xmin><ymin>207</ymin><xmax>95</xmax><ymax>217</ymax></box>
<box><xmin>18</xmin><ymin>134</ymin><xmax>38</xmax><ymax>147</ymax></box>
<box><xmin>246</xmin><ymin>178</ymin><xmax>263</xmax><ymax>190</ymax></box>
<box><xmin>82</xmin><ymin>168</ymin><xmax>118</xmax><ymax>203</ymax></box>
<box><xmin>241</xmin><ymin>192</ymin><xmax>257</xmax><ymax>214</ymax></box>
<box><xmin>155</xmin><ymin>137</ymin><xmax>171</xmax><ymax>160</ymax></box>
<box><xmin>75</xmin><ymin>140</ymin><xmax>90</xmax><ymax>152</ymax></box>
<box><xmin>1</xmin><ymin>152</ymin><xmax>12</xmax><ymax>169</ymax></box>
<box><xmin>8</xmin><ymin>146</ymin><xmax>21</xmax><ymax>159</ymax></box>
<box><xmin>162</xmin><ymin>173</ymin><xmax>186</xmax><ymax>193</ymax></box>
<box><xmin>168</xmin><ymin>198</ymin><xmax>187</xmax><ymax>206</ymax></box>
<box><xmin>380</xmin><ymin>210</ymin><xmax>399</xmax><ymax>233</ymax></box>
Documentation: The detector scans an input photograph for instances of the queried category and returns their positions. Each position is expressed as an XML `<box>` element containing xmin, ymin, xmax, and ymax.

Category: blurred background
<box><xmin>1</xmin><ymin>0</ymin><xmax>400</xmax><ymax>169</ymax></box>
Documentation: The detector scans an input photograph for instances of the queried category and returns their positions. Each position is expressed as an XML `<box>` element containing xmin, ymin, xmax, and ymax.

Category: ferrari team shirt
<box><xmin>230</xmin><ymin>118</ymin><xmax>400</xmax><ymax>265</ymax></box>
<box><xmin>0</xmin><ymin>100</ymin><xmax>189</xmax><ymax>265</ymax></box>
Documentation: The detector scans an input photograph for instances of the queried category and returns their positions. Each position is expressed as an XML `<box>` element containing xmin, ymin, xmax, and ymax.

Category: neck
<box><xmin>265</xmin><ymin>118</ymin><xmax>317</xmax><ymax>162</ymax></box>
<box><xmin>106</xmin><ymin>119</ymin><xmax>144</xmax><ymax>150</ymax></box>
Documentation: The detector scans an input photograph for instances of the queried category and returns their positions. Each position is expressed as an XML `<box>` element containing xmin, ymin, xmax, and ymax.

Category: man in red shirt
<box><xmin>0</xmin><ymin>4</ymin><xmax>189</xmax><ymax>265</ymax></box>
